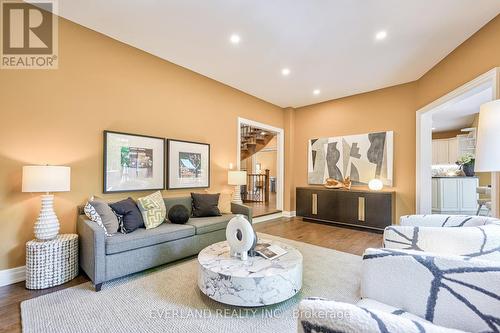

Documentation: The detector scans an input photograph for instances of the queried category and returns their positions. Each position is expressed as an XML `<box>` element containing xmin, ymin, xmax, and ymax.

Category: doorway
<box><xmin>416</xmin><ymin>68</ymin><xmax>500</xmax><ymax>216</ymax></box>
<box><xmin>237</xmin><ymin>117</ymin><xmax>284</xmax><ymax>217</ymax></box>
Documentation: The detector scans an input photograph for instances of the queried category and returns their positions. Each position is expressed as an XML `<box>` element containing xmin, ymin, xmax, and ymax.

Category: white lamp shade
<box><xmin>475</xmin><ymin>100</ymin><xmax>500</xmax><ymax>172</ymax></box>
<box><xmin>22</xmin><ymin>165</ymin><xmax>71</xmax><ymax>192</ymax></box>
<box><xmin>228</xmin><ymin>170</ymin><xmax>247</xmax><ymax>185</ymax></box>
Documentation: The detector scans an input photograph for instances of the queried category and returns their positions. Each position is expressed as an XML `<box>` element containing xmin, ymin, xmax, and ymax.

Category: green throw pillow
<box><xmin>137</xmin><ymin>191</ymin><xmax>166</xmax><ymax>229</ymax></box>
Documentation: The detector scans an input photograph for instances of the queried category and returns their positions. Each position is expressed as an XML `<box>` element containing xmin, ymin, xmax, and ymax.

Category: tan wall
<box><xmin>255</xmin><ymin>150</ymin><xmax>277</xmax><ymax>177</ymax></box>
<box><xmin>291</xmin><ymin>15</ymin><xmax>500</xmax><ymax>219</ymax></box>
<box><xmin>293</xmin><ymin>83</ymin><xmax>417</xmax><ymax>220</ymax></box>
<box><xmin>0</xmin><ymin>18</ymin><xmax>284</xmax><ymax>270</ymax></box>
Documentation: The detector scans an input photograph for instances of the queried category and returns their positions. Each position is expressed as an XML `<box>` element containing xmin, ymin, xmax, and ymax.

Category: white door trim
<box><xmin>237</xmin><ymin>117</ymin><xmax>284</xmax><ymax>211</ymax></box>
<box><xmin>416</xmin><ymin>67</ymin><xmax>500</xmax><ymax>216</ymax></box>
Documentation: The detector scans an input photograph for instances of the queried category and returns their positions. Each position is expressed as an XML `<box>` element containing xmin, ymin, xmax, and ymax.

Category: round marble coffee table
<box><xmin>197</xmin><ymin>239</ymin><xmax>303</xmax><ymax>307</ymax></box>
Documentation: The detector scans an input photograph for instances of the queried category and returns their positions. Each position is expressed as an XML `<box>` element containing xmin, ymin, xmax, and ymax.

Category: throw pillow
<box><xmin>191</xmin><ymin>193</ymin><xmax>221</xmax><ymax>217</ymax></box>
<box><xmin>87</xmin><ymin>196</ymin><xmax>120</xmax><ymax>234</ymax></box>
<box><xmin>136</xmin><ymin>191</ymin><xmax>166</xmax><ymax>229</ymax></box>
<box><xmin>84</xmin><ymin>202</ymin><xmax>111</xmax><ymax>237</ymax></box>
<box><xmin>168</xmin><ymin>204</ymin><xmax>190</xmax><ymax>224</ymax></box>
<box><xmin>109</xmin><ymin>198</ymin><xmax>144</xmax><ymax>233</ymax></box>
<box><xmin>205</xmin><ymin>190</ymin><xmax>232</xmax><ymax>214</ymax></box>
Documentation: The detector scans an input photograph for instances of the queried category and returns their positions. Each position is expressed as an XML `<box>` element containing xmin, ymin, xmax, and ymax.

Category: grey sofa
<box><xmin>77</xmin><ymin>196</ymin><xmax>252</xmax><ymax>291</ymax></box>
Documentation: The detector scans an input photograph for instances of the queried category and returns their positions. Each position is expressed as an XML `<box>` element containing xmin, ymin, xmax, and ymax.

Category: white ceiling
<box><xmin>55</xmin><ymin>1</ymin><xmax>500</xmax><ymax>107</ymax></box>
<box><xmin>432</xmin><ymin>87</ymin><xmax>493</xmax><ymax>132</ymax></box>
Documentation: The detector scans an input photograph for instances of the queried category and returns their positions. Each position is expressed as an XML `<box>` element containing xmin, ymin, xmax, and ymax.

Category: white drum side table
<box><xmin>25</xmin><ymin>234</ymin><xmax>79</xmax><ymax>289</ymax></box>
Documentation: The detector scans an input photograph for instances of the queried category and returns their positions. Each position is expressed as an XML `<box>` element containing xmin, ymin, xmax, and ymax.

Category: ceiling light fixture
<box><xmin>281</xmin><ymin>68</ymin><xmax>291</xmax><ymax>76</ymax></box>
<box><xmin>375</xmin><ymin>30</ymin><xmax>387</xmax><ymax>41</ymax></box>
<box><xmin>229</xmin><ymin>34</ymin><xmax>241</xmax><ymax>45</ymax></box>
<box><xmin>313</xmin><ymin>89</ymin><xmax>321</xmax><ymax>96</ymax></box>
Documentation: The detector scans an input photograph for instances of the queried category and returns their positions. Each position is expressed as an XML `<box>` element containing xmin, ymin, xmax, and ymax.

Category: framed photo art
<box><xmin>103</xmin><ymin>131</ymin><xmax>165</xmax><ymax>193</ymax></box>
<box><xmin>167</xmin><ymin>139</ymin><xmax>210</xmax><ymax>189</ymax></box>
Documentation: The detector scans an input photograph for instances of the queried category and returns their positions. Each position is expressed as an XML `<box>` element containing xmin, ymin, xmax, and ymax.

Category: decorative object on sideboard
<box><xmin>475</xmin><ymin>100</ymin><xmax>500</xmax><ymax>173</ymax></box>
<box><xmin>308</xmin><ymin>131</ymin><xmax>394</xmax><ymax>186</ymax></box>
<box><xmin>22</xmin><ymin>165</ymin><xmax>71</xmax><ymax>240</ymax></box>
<box><xmin>456</xmin><ymin>153</ymin><xmax>475</xmax><ymax>177</ymax></box>
<box><xmin>167</xmin><ymin>139</ymin><xmax>210</xmax><ymax>189</ymax></box>
<box><xmin>368</xmin><ymin>178</ymin><xmax>384</xmax><ymax>191</ymax></box>
<box><xmin>103</xmin><ymin>131</ymin><xmax>165</xmax><ymax>193</ymax></box>
<box><xmin>324</xmin><ymin>176</ymin><xmax>351</xmax><ymax>190</ymax></box>
<box><xmin>228</xmin><ymin>170</ymin><xmax>247</xmax><ymax>204</ymax></box>
<box><xmin>225</xmin><ymin>215</ymin><xmax>254</xmax><ymax>260</ymax></box>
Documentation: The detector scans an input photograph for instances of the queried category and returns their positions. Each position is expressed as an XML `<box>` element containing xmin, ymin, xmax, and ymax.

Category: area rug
<box><xmin>21</xmin><ymin>233</ymin><xmax>362</xmax><ymax>333</ymax></box>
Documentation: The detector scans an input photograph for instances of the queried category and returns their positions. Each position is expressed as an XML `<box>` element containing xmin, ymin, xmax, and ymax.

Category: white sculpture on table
<box><xmin>226</xmin><ymin>215</ymin><xmax>255</xmax><ymax>261</ymax></box>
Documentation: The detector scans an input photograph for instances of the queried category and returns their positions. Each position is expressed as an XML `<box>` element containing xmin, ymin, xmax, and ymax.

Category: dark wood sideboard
<box><xmin>296</xmin><ymin>187</ymin><xmax>395</xmax><ymax>231</ymax></box>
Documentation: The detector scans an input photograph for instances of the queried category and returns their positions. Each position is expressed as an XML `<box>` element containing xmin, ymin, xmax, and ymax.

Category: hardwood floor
<box><xmin>0</xmin><ymin>216</ymin><xmax>381</xmax><ymax>333</ymax></box>
<box><xmin>245</xmin><ymin>192</ymin><xmax>280</xmax><ymax>217</ymax></box>
<box><xmin>254</xmin><ymin>216</ymin><xmax>383</xmax><ymax>256</ymax></box>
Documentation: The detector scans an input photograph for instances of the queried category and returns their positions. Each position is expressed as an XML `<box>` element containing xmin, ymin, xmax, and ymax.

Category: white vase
<box><xmin>34</xmin><ymin>194</ymin><xmax>60</xmax><ymax>240</ymax></box>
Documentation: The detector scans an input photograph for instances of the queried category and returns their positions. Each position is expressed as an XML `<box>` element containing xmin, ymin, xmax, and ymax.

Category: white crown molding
<box><xmin>0</xmin><ymin>266</ymin><xmax>25</xmax><ymax>287</ymax></box>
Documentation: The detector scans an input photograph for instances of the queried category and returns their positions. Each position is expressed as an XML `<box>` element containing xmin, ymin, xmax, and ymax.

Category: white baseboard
<box><xmin>282</xmin><ymin>211</ymin><xmax>296</xmax><ymax>218</ymax></box>
<box><xmin>0</xmin><ymin>266</ymin><xmax>25</xmax><ymax>287</ymax></box>
<box><xmin>253</xmin><ymin>212</ymin><xmax>284</xmax><ymax>224</ymax></box>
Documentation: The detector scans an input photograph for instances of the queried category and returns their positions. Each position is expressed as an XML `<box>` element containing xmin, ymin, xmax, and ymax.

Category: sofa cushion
<box><xmin>109</xmin><ymin>198</ymin><xmax>144</xmax><ymax>233</ymax></box>
<box><xmin>164</xmin><ymin>196</ymin><xmax>192</xmax><ymax>217</ymax></box>
<box><xmin>191</xmin><ymin>193</ymin><xmax>221</xmax><ymax>217</ymax></box>
<box><xmin>105</xmin><ymin>223</ymin><xmax>195</xmax><ymax>254</ymax></box>
<box><xmin>137</xmin><ymin>191</ymin><xmax>167</xmax><ymax>229</ymax></box>
<box><xmin>187</xmin><ymin>214</ymin><xmax>236</xmax><ymax>235</ymax></box>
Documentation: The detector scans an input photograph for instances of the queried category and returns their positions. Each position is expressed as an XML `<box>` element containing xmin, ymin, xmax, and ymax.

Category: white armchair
<box><xmin>297</xmin><ymin>215</ymin><xmax>500</xmax><ymax>333</ymax></box>
<box><xmin>384</xmin><ymin>215</ymin><xmax>500</xmax><ymax>261</ymax></box>
<box><xmin>399</xmin><ymin>214</ymin><xmax>499</xmax><ymax>227</ymax></box>
<box><xmin>298</xmin><ymin>248</ymin><xmax>500</xmax><ymax>333</ymax></box>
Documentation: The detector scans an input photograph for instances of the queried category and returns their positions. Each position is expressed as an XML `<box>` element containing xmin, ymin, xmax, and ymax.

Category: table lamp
<box><xmin>475</xmin><ymin>100</ymin><xmax>500</xmax><ymax>173</ymax></box>
<box><xmin>22</xmin><ymin>165</ymin><xmax>71</xmax><ymax>240</ymax></box>
<box><xmin>228</xmin><ymin>170</ymin><xmax>247</xmax><ymax>204</ymax></box>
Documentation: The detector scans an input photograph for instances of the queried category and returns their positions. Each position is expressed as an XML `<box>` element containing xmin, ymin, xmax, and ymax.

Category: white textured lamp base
<box><xmin>34</xmin><ymin>194</ymin><xmax>60</xmax><ymax>241</ymax></box>
<box><xmin>231</xmin><ymin>185</ymin><xmax>243</xmax><ymax>205</ymax></box>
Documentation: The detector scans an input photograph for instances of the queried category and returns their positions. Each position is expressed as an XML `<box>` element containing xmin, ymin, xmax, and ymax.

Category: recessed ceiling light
<box><xmin>432</xmin><ymin>127</ymin><xmax>436</xmax><ymax>130</ymax></box>
<box><xmin>313</xmin><ymin>89</ymin><xmax>321</xmax><ymax>96</ymax></box>
<box><xmin>229</xmin><ymin>34</ymin><xmax>241</xmax><ymax>44</ymax></box>
<box><xmin>281</xmin><ymin>68</ymin><xmax>291</xmax><ymax>76</ymax></box>
<box><xmin>375</xmin><ymin>30</ymin><xmax>387</xmax><ymax>41</ymax></box>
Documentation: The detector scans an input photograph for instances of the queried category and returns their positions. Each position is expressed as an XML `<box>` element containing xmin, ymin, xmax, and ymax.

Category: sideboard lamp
<box><xmin>368</xmin><ymin>178</ymin><xmax>384</xmax><ymax>191</ymax></box>
<box><xmin>228</xmin><ymin>170</ymin><xmax>247</xmax><ymax>204</ymax></box>
<box><xmin>475</xmin><ymin>100</ymin><xmax>500</xmax><ymax>173</ymax></box>
<box><xmin>22</xmin><ymin>165</ymin><xmax>71</xmax><ymax>241</ymax></box>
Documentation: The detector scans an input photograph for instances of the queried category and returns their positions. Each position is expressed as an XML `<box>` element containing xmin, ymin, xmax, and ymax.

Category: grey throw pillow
<box><xmin>88</xmin><ymin>197</ymin><xmax>120</xmax><ymax>234</ymax></box>
<box><xmin>191</xmin><ymin>193</ymin><xmax>221</xmax><ymax>217</ymax></box>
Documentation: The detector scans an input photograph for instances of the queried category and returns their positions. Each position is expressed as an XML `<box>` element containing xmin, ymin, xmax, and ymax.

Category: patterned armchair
<box><xmin>297</xmin><ymin>215</ymin><xmax>500</xmax><ymax>333</ymax></box>
<box><xmin>298</xmin><ymin>248</ymin><xmax>500</xmax><ymax>333</ymax></box>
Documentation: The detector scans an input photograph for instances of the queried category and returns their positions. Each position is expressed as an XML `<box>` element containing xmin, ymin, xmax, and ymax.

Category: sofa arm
<box><xmin>297</xmin><ymin>299</ymin><xmax>464</xmax><ymax>333</ymax></box>
<box><xmin>383</xmin><ymin>224</ymin><xmax>500</xmax><ymax>261</ymax></box>
<box><xmin>361</xmin><ymin>248</ymin><xmax>500</xmax><ymax>333</ymax></box>
<box><xmin>399</xmin><ymin>214</ymin><xmax>499</xmax><ymax>227</ymax></box>
<box><xmin>231</xmin><ymin>202</ymin><xmax>253</xmax><ymax>224</ymax></box>
<box><xmin>76</xmin><ymin>215</ymin><xmax>106</xmax><ymax>286</ymax></box>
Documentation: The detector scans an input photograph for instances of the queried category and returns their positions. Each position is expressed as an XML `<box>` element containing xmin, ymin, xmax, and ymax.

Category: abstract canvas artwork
<box><xmin>308</xmin><ymin>131</ymin><xmax>393</xmax><ymax>186</ymax></box>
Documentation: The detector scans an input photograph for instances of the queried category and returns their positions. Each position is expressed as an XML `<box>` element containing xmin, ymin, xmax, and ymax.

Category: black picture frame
<box><xmin>103</xmin><ymin>130</ymin><xmax>166</xmax><ymax>193</ymax></box>
<box><xmin>166</xmin><ymin>139</ymin><xmax>210</xmax><ymax>190</ymax></box>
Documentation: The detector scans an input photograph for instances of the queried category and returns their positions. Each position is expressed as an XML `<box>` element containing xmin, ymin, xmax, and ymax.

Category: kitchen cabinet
<box><xmin>432</xmin><ymin>138</ymin><xmax>458</xmax><ymax>164</ymax></box>
<box><xmin>431</xmin><ymin>177</ymin><xmax>479</xmax><ymax>214</ymax></box>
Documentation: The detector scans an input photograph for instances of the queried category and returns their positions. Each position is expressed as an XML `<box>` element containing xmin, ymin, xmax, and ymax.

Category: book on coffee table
<box><xmin>255</xmin><ymin>243</ymin><xmax>287</xmax><ymax>260</ymax></box>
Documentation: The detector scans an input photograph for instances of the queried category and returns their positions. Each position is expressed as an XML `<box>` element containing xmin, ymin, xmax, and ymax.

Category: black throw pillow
<box><xmin>191</xmin><ymin>193</ymin><xmax>221</xmax><ymax>217</ymax></box>
<box><xmin>109</xmin><ymin>197</ymin><xmax>144</xmax><ymax>233</ymax></box>
<box><xmin>168</xmin><ymin>204</ymin><xmax>190</xmax><ymax>224</ymax></box>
